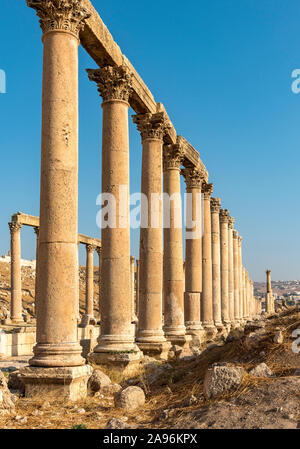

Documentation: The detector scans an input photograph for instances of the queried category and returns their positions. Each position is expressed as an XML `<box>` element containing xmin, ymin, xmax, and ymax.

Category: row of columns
<box><xmin>21</xmin><ymin>0</ymin><xmax>261</xmax><ymax>398</ymax></box>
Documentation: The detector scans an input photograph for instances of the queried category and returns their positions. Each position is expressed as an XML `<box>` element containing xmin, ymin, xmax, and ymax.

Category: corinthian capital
<box><xmin>220</xmin><ymin>209</ymin><xmax>230</xmax><ymax>223</ymax></box>
<box><xmin>233</xmin><ymin>230</ymin><xmax>239</xmax><ymax>239</ymax></box>
<box><xmin>181</xmin><ymin>166</ymin><xmax>204</xmax><ymax>189</ymax></box>
<box><xmin>163</xmin><ymin>144</ymin><xmax>185</xmax><ymax>171</ymax></box>
<box><xmin>8</xmin><ymin>222</ymin><xmax>22</xmax><ymax>233</ymax></box>
<box><xmin>210</xmin><ymin>197</ymin><xmax>221</xmax><ymax>213</ymax></box>
<box><xmin>202</xmin><ymin>182</ymin><xmax>213</xmax><ymax>199</ymax></box>
<box><xmin>27</xmin><ymin>0</ymin><xmax>91</xmax><ymax>38</ymax></box>
<box><xmin>132</xmin><ymin>112</ymin><xmax>170</xmax><ymax>141</ymax></box>
<box><xmin>228</xmin><ymin>216</ymin><xmax>235</xmax><ymax>229</ymax></box>
<box><xmin>86</xmin><ymin>244</ymin><xmax>96</xmax><ymax>254</ymax></box>
<box><xmin>87</xmin><ymin>65</ymin><xmax>133</xmax><ymax>103</ymax></box>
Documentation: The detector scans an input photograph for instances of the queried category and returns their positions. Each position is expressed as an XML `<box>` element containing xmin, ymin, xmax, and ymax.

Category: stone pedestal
<box><xmin>201</xmin><ymin>183</ymin><xmax>217</xmax><ymax>340</ymax></box>
<box><xmin>132</xmin><ymin>112</ymin><xmax>171</xmax><ymax>358</ymax></box>
<box><xmin>87</xmin><ymin>66</ymin><xmax>142</xmax><ymax>370</ymax></box>
<box><xmin>163</xmin><ymin>144</ymin><xmax>189</xmax><ymax>347</ymax></box>
<box><xmin>8</xmin><ymin>222</ymin><xmax>24</xmax><ymax>324</ymax></box>
<box><xmin>20</xmin><ymin>365</ymin><xmax>91</xmax><ymax>401</ymax></box>
<box><xmin>27</xmin><ymin>0</ymin><xmax>91</xmax><ymax>375</ymax></box>
<box><xmin>182</xmin><ymin>166</ymin><xmax>206</xmax><ymax>345</ymax></box>
<box><xmin>210</xmin><ymin>198</ymin><xmax>223</xmax><ymax>331</ymax></box>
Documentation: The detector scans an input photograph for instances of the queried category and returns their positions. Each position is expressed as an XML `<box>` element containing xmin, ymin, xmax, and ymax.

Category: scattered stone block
<box><xmin>249</xmin><ymin>363</ymin><xmax>273</xmax><ymax>378</ymax></box>
<box><xmin>115</xmin><ymin>386</ymin><xmax>145</xmax><ymax>410</ymax></box>
<box><xmin>204</xmin><ymin>363</ymin><xmax>245</xmax><ymax>400</ymax></box>
<box><xmin>88</xmin><ymin>369</ymin><xmax>111</xmax><ymax>393</ymax></box>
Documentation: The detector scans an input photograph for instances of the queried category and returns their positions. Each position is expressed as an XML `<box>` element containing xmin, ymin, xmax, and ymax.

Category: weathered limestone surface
<box><xmin>210</xmin><ymin>198</ymin><xmax>223</xmax><ymax>330</ymax></box>
<box><xmin>201</xmin><ymin>183</ymin><xmax>217</xmax><ymax>339</ymax></box>
<box><xmin>220</xmin><ymin>209</ymin><xmax>230</xmax><ymax>330</ymax></box>
<box><xmin>8</xmin><ymin>222</ymin><xmax>23</xmax><ymax>323</ymax></box>
<box><xmin>183</xmin><ymin>166</ymin><xmax>205</xmax><ymax>344</ymax></box>
<box><xmin>133</xmin><ymin>112</ymin><xmax>170</xmax><ymax>358</ymax></box>
<box><xmin>228</xmin><ymin>217</ymin><xmax>235</xmax><ymax>325</ymax></box>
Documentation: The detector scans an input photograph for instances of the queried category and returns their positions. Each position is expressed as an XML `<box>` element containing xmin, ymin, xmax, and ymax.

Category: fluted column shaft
<box><xmin>210</xmin><ymin>198</ymin><xmax>222</xmax><ymax>328</ymax></box>
<box><xmin>163</xmin><ymin>144</ymin><xmax>186</xmax><ymax>343</ymax></box>
<box><xmin>220</xmin><ymin>209</ymin><xmax>230</xmax><ymax>327</ymax></box>
<box><xmin>9</xmin><ymin>222</ymin><xmax>23</xmax><ymax>323</ymax></box>
<box><xmin>183</xmin><ymin>167</ymin><xmax>205</xmax><ymax>339</ymax></box>
<box><xmin>96</xmin><ymin>247</ymin><xmax>102</xmax><ymax>321</ymax></box>
<box><xmin>238</xmin><ymin>236</ymin><xmax>244</xmax><ymax>321</ymax></box>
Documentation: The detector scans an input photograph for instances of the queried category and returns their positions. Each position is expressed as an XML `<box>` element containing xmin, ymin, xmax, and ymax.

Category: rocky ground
<box><xmin>0</xmin><ymin>258</ymin><xmax>100</xmax><ymax>322</ymax></box>
<box><xmin>0</xmin><ymin>307</ymin><xmax>299</xmax><ymax>429</ymax></box>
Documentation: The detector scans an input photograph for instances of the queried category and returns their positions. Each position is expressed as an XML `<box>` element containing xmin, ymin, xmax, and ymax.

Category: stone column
<box><xmin>87</xmin><ymin>65</ymin><xmax>142</xmax><ymax>371</ymax></box>
<box><xmin>21</xmin><ymin>0</ymin><xmax>91</xmax><ymax>400</ymax></box>
<box><xmin>96</xmin><ymin>246</ymin><xmax>102</xmax><ymax>321</ymax></box>
<box><xmin>220</xmin><ymin>209</ymin><xmax>231</xmax><ymax>331</ymax></box>
<box><xmin>182</xmin><ymin>166</ymin><xmax>206</xmax><ymax>344</ymax></box>
<box><xmin>163</xmin><ymin>144</ymin><xmax>190</xmax><ymax>347</ymax></box>
<box><xmin>238</xmin><ymin>236</ymin><xmax>244</xmax><ymax>323</ymax></box>
<box><xmin>136</xmin><ymin>259</ymin><xmax>140</xmax><ymax>319</ymax></box>
<box><xmin>81</xmin><ymin>244</ymin><xmax>96</xmax><ymax>326</ymax></box>
<box><xmin>233</xmin><ymin>230</ymin><xmax>240</xmax><ymax>324</ymax></box>
<box><xmin>33</xmin><ymin>226</ymin><xmax>40</xmax><ymax>321</ymax></box>
<box><xmin>265</xmin><ymin>269</ymin><xmax>274</xmax><ymax>314</ymax></box>
<box><xmin>8</xmin><ymin>222</ymin><xmax>23</xmax><ymax>323</ymax></box>
<box><xmin>210</xmin><ymin>198</ymin><xmax>223</xmax><ymax>331</ymax></box>
<box><xmin>228</xmin><ymin>216</ymin><xmax>235</xmax><ymax>326</ymax></box>
<box><xmin>201</xmin><ymin>183</ymin><xmax>217</xmax><ymax>339</ymax></box>
<box><xmin>132</xmin><ymin>112</ymin><xmax>170</xmax><ymax>358</ymax></box>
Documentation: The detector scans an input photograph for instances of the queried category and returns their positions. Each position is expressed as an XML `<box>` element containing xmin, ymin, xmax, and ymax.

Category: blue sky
<box><xmin>0</xmin><ymin>0</ymin><xmax>299</xmax><ymax>282</ymax></box>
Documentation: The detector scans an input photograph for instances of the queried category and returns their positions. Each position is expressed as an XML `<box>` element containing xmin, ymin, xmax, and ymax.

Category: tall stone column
<box><xmin>21</xmin><ymin>0</ymin><xmax>91</xmax><ymax>400</ymax></box>
<box><xmin>33</xmin><ymin>226</ymin><xmax>40</xmax><ymax>321</ymax></box>
<box><xmin>81</xmin><ymin>244</ymin><xmax>96</xmax><ymax>326</ymax></box>
<box><xmin>96</xmin><ymin>246</ymin><xmax>102</xmax><ymax>321</ymax></box>
<box><xmin>201</xmin><ymin>183</ymin><xmax>217</xmax><ymax>339</ymax></box>
<box><xmin>87</xmin><ymin>65</ymin><xmax>142</xmax><ymax>371</ymax></box>
<box><xmin>220</xmin><ymin>209</ymin><xmax>231</xmax><ymax>331</ymax></box>
<box><xmin>163</xmin><ymin>144</ymin><xmax>190</xmax><ymax>347</ymax></box>
<box><xmin>182</xmin><ymin>166</ymin><xmax>205</xmax><ymax>344</ymax></box>
<box><xmin>136</xmin><ymin>259</ymin><xmax>140</xmax><ymax>319</ymax></box>
<box><xmin>8</xmin><ymin>222</ymin><xmax>23</xmax><ymax>323</ymax></box>
<box><xmin>228</xmin><ymin>216</ymin><xmax>235</xmax><ymax>326</ymax></box>
<box><xmin>238</xmin><ymin>236</ymin><xmax>244</xmax><ymax>323</ymax></box>
<box><xmin>132</xmin><ymin>112</ymin><xmax>170</xmax><ymax>358</ymax></box>
<box><xmin>265</xmin><ymin>269</ymin><xmax>274</xmax><ymax>314</ymax></box>
<box><xmin>233</xmin><ymin>230</ymin><xmax>240</xmax><ymax>324</ymax></box>
<box><xmin>130</xmin><ymin>256</ymin><xmax>138</xmax><ymax>337</ymax></box>
<box><xmin>210</xmin><ymin>198</ymin><xmax>223</xmax><ymax>331</ymax></box>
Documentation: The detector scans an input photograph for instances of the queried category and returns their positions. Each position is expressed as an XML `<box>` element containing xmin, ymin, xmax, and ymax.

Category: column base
<box><xmin>79</xmin><ymin>314</ymin><xmax>97</xmax><ymax>328</ymax></box>
<box><xmin>4</xmin><ymin>318</ymin><xmax>25</xmax><ymax>326</ymax></box>
<box><xmin>29</xmin><ymin>342</ymin><xmax>85</xmax><ymax>368</ymax></box>
<box><xmin>202</xmin><ymin>322</ymin><xmax>218</xmax><ymax>341</ymax></box>
<box><xmin>168</xmin><ymin>334</ymin><xmax>192</xmax><ymax>349</ymax></box>
<box><xmin>136</xmin><ymin>341</ymin><xmax>171</xmax><ymax>360</ymax></box>
<box><xmin>185</xmin><ymin>322</ymin><xmax>206</xmax><ymax>346</ymax></box>
<box><xmin>88</xmin><ymin>349</ymin><xmax>143</xmax><ymax>377</ymax></box>
<box><xmin>19</xmin><ymin>365</ymin><xmax>92</xmax><ymax>401</ymax></box>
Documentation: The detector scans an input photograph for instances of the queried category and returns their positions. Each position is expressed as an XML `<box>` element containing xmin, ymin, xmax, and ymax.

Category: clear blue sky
<box><xmin>1</xmin><ymin>0</ymin><xmax>299</xmax><ymax>282</ymax></box>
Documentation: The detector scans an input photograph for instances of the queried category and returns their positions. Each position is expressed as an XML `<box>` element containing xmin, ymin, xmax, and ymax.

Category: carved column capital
<box><xmin>233</xmin><ymin>230</ymin><xmax>239</xmax><ymax>240</ymax></box>
<box><xmin>27</xmin><ymin>0</ymin><xmax>91</xmax><ymax>39</ymax></box>
<box><xmin>201</xmin><ymin>182</ymin><xmax>213</xmax><ymax>199</ymax></box>
<box><xmin>228</xmin><ymin>216</ymin><xmax>235</xmax><ymax>229</ymax></box>
<box><xmin>210</xmin><ymin>197</ymin><xmax>221</xmax><ymax>213</ymax></box>
<box><xmin>220</xmin><ymin>209</ymin><xmax>230</xmax><ymax>223</ymax></box>
<box><xmin>33</xmin><ymin>226</ymin><xmax>40</xmax><ymax>236</ymax></box>
<box><xmin>96</xmin><ymin>246</ymin><xmax>102</xmax><ymax>257</ymax></box>
<box><xmin>87</xmin><ymin>65</ymin><xmax>133</xmax><ymax>103</ymax></box>
<box><xmin>163</xmin><ymin>144</ymin><xmax>185</xmax><ymax>171</ymax></box>
<box><xmin>181</xmin><ymin>166</ymin><xmax>204</xmax><ymax>189</ymax></box>
<box><xmin>86</xmin><ymin>244</ymin><xmax>96</xmax><ymax>254</ymax></box>
<box><xmin>132</xmin><ymin>112</ymin><xmax>170</xmax><ymax>142</ymax></box>
<box><xmin>8</xmin><ymin>222</ymin><xmax>22</xmax><ymax>234</ymax></box>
